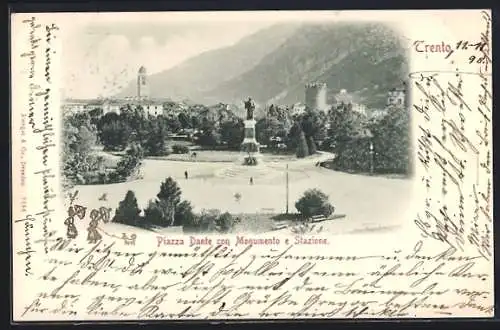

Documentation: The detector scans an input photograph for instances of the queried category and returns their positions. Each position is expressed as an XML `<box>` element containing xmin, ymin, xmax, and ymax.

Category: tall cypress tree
<box><xmin>308</xmin><ymin>136</ymin><xmax>317</xmax><ymax>155</ymax></box>
<box><xmin>296</xmin><ymin>129</ymin><xmax>309</xmax><ymax>158</ymax></box>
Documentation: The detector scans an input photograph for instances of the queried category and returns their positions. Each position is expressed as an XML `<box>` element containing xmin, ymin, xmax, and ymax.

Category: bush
<box><xmin>216</xmin><ymin>212</ymin><xmax>235</xmax><ymax>233</ymax></box>
<box><xmin>182</xmin><ymin>209</ymin><xmax>236</xmax><ymax>233</ymax></box>
<box><xmin>197</xmin><ymin>209</ymin><xmax>220</xmax><ymax>233</ymax></box>
<box><xmin>182</xmin><ymin>214</ymin><xmax>202</xmax><ymax>233</ymax></box>
<box><xmin>172</xmin><ymin>144</ymin><xmax>190</xmax><ymax>154</ymax></box>
<box><xmin>174</xmin><ymin>200</ymin><xmax>195</xmax><ymax>227</ymax></box>
<box><xmin>109</xmin><ymin>143</ymin><xmax>144</xmax><ymax>183</ymax></box>
<box><xmin>295</xmin><ymin>189</ymin><xmax>335</xmax><ymax>218</ymax></box>
<box><xmin>331</xmin><ymin>138</ymin><xmax>371</xmax><ymax>173</ymax></box>
<box><xmin>143</xmin><ymin>200</ymin><xmax>164</xmax><ymax>227</ymax></box>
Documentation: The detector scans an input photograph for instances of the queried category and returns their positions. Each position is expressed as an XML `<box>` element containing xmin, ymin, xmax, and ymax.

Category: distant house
<box><xmin>387</xmin><ymin>87</ymin><xmax>406</xmax><ymax>107</ymax></box>
<box><xmin>62</xmin><ymin>101</ymin><xmax>87</xmax><ymax>114</ymax></box>
<box><xmin>143</xmin><ymin>102</ymin><xmax>164</xmax><ymax>117</ymax></box>
<box><xmin>291</xmin><ymin>103</ymin><xmax>306</xmax><ymax>115</ymax></box>
<box><xmin>62</xmin><ymin>98</ymin><xmax>102</xmax><ymax>114</ymax></box>
<box><xmin>102</xmin><ymin>99</ymin><xmax>122</xmax><ymax>115</ymax></box>
<box><xmin>334</xmin><ymin>89</ymin><xmax>367</xmax><ymax>116</ymax></box>
<box><xmin>369</xmin><ymin>109</ymin><xmax>387</xmax><ymax>120</ymax></box>
<box><xmin>351</xmin><ymin>103</ymin><xmax>368</xmax><ymax>116</ymax></box>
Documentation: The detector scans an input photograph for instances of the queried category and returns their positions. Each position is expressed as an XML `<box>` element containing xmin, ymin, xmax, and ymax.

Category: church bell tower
<box><xmin>137</xmin><ymin>66</ymin><xmax>149</xmax><ymax>100</ymax></box>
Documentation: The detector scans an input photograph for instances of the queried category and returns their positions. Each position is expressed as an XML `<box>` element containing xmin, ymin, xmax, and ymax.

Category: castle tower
<box><xmin>305</xmin><ymin>82</ymin><xmax>328</xmax><ymax>111</ymax></box>
<box><xmin>137</xmin><ymin>66</ymin><xmax>149</xmax><ymax>100</ymax></box>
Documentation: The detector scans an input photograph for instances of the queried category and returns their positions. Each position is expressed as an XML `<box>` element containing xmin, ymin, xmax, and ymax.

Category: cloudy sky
<box><xmin>62</xmin><ymin>18</ymin><xmax>275</xmax><ymax>99</ymax></box>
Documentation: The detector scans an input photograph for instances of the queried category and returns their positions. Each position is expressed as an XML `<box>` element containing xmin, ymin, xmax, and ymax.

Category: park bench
<box><xmin>310</xmin><ymin>214</ymin><xmax>327</xmax><ymax>223</ymax></box>
<box><xmin>271</xmin><ymin>223</ymin><xmax>288</xmax><ymax>231</ymax></box>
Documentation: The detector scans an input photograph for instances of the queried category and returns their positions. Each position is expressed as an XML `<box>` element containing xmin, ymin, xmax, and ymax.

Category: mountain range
<box><xmin>117</xmin><ymin>22</ymin><xmax>408</xmax><ymax>109</ymax></box>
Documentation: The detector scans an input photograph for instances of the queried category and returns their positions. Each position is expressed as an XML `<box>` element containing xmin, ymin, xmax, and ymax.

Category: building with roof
<box><xmin>334</xmin><ymin>89</ymin><xmax>367</xmax><ymax>116</ymax></box>
<box><xmin>62</xmin><ymin>66</ymin><xmax>165</xmax><ymax>117</ymax></box>
<box><xmin>387</xmin><ymin>86</ymin><xmax>406</xmax><ymax>107</ymax></box>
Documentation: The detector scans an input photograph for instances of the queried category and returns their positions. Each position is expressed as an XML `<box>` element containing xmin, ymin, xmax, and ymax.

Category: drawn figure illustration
<box><xmin>64</xmin><ymin>216</ymin><xmax>78</xmax><ymax>239</ymax></box>
<box><xmin>87</xmin><ymin>219</ymin><xmax>102</xmax><ymax>243</ymax></box>
<box><xmin>122</xmin><ymin>233</ymin><xmax>137</xmax><ymax>245</ymax></box>
<box><xmin>87</xmin><ymin>208</ymin><xmax>104</xmax><ymax>243</ymax></box>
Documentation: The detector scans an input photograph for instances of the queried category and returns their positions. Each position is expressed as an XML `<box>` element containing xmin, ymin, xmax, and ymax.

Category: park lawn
<box><xmin>153</xmin><ymin>150</ymin><xmax>241</xmax><ymax>162</ymax></box>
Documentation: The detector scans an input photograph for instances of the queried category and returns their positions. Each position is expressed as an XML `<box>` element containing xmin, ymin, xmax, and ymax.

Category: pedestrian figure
<box><xmin>184</xmin><ymin>170</ymin><xmax>188</xmax><ymax>179</ymax></box>
<box><xmin>250</xmin><ymin>177</ymin><xmax>254</xmax><ymax>185</ymax></box>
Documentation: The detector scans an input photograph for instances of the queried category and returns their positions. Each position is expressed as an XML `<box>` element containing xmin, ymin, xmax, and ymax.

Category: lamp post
<box><xmin>369</xmin><ymin>141</ymin><xmax>374</xmax><ymax>175</ymax></box>
<box><xmin>286</xmin><ymin>164</ymin><xmax>289</xmax><ymax>214</ymax></box>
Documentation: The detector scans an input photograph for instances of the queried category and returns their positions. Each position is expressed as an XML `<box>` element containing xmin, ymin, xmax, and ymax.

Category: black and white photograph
<box><xmin>61</xmin><ymin>15</ymin><xmax>412</xmax><ymax>238</ymax></box>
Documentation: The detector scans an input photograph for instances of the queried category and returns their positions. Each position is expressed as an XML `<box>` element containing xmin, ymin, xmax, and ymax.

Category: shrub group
<box><xmin>112</xmin><ymin>177</ymin><xmax>236</xmax><ymax>233</ymax></box>
<box><xmin>295</xmin><ymin>189</ymin><xmax>335</xmax><ymax>218</ymax></box>
<box><xmin>172</xmin><ymin>144</ymin><xmax>190</xmax><ymax>154</ymax></box>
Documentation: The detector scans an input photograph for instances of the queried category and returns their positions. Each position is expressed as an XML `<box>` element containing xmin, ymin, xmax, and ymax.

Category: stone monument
<box><xmin>241</xmin><ymin>97</ymin><xmax>260</xmax><ymax>165</ymax></box>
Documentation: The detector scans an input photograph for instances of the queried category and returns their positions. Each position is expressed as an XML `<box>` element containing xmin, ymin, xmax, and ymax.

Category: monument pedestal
<box><xmin>241</xmin><ymin>119</ymin><xmax>261</xmax><ymax>165</ymax></box>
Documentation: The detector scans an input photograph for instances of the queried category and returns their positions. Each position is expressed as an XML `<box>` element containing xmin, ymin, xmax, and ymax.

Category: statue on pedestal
<box><xmin>241</xmin><ymin>97</ymin><xmax>260</xmax><ymax>165</ymax></box>
<box><xmin>245</xmin><ymin>97</ymin><xmax>255</xmax><ymax>120</ymax></box>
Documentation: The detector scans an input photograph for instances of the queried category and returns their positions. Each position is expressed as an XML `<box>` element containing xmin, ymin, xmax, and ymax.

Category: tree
<box><xmin>165</xmin><ymin>116</ymin><xmax>182</xmax><ymax>133</ymax></box>
<box><xmin>113</xmin><ymin>190</ymin><xmax>142</xmax><ymax>226</ymax></box>
<box><xmin>143</xmin><ymin>200</ymin><xmax>165</xmax><ymax>227</ymax></box>
<box><xmin>99</xmin><ymin>120</ymin><xmax>131</xmax><ymax>151</ymax></box>
<box><xmin>369</xmin><ymin>108</ymin><xmax>411</xmax><ymax>174</ymax></box>
<box><xmin>198</xmin><ymin>122</ymin><xmax>220</xmax><ymax>147</ymax></box>
<box><xmin>191</xmin><ymin>115</ymin><xmax>201</xmax><ymax>129</ymax></box>
<box><xmin>307</xmin><ymin>136</ymin><xmax>317</xmax><ymax>154</ymax></box>
<box><xmin>156</xmin><ymin>177</ymin><xmax>182</xmax><ymax>226</ymax></box>
<box><xmin>286</xmin><ymin>121</ymin><xmax>302</xmax><ymax>151</ymax></box>
<box><xmin>112</xmin><ymin>143</ymin><xmax>144</xmax><ymax>182</ymax></box>
<box><xmin>62</xmin><ymin>116</ymin><xmax>102</xmax><ymax>186</ymax></box>
<box><xmin>300</xmin><ymin>111</ymin><xmax>324</xmax><ymax>140</ymax></box>
<box><xmin>256</xmin><ymin>117</ymin><xmax>286</xmax><ymax>147</ymax></box>
<box><xmin>295</xmin><ymin>189</ymin><xmax>335</xmax><ymax>218</ymax></box>
<box><xmin>75</xmin><ymin>126</ymin><xmax>97</xmax><ymax>155</ymax></box>
<box><xmin>178</xmin><ymin>112</ymin><xmax>191</xmax><ymax>129</ymax></box>
<box><xmin>296</xmin><ymin>129</ymin><xmax>309</xmax><ymax>158</ymax></box>
<box><xmin>174</xmin><ymin>200</ymin><xmax>195</xmax><ymax>227</ymax></box>
<box><xmin>220</xmin><ymin>119</ymin><xmax>244</xmax><ymax>149</ymax></box>
<box><xmin>325</xmin><ymin>103</ymin><xmax>364</xmax><ymax>153</ymax></box>
<box><xmin>144</xmin><ymin>119</ymin><xmax>169</xmax><ymax>156</ymax></box>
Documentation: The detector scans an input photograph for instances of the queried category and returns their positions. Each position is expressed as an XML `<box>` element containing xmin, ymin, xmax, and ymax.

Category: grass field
<box><xmin>150</xmin><ymin>150</ymin><xmax>299</xmax><ymax>163</ymax></box>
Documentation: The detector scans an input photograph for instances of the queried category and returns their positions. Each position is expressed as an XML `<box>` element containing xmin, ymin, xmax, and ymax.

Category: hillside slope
<box><xmin>117</xmin><ymin>24</ymin><xmax>300</xmax><ymax>102</ymax></box>
<box><xmin>204</xmin><ymin>23</ymin><xmax>408</xmax><ymax>108</ymax></box>
<box><xmin>118</xmin><ymin>22</ymin><xmax>408</xmax><ymax>109</ymax></box>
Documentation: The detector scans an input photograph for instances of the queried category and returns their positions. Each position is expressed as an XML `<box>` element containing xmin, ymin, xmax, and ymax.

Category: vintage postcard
<box><xmin>11</xmin><ymin>10</ymin><xmax>493</xmax><ymax>321</ymax></box>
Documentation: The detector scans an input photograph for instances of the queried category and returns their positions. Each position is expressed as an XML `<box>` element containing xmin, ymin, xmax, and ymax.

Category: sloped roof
<box><xmin>335</xmin><ymin>89</ymin><xmax>354</xmax><ymax>103</ymax></box>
